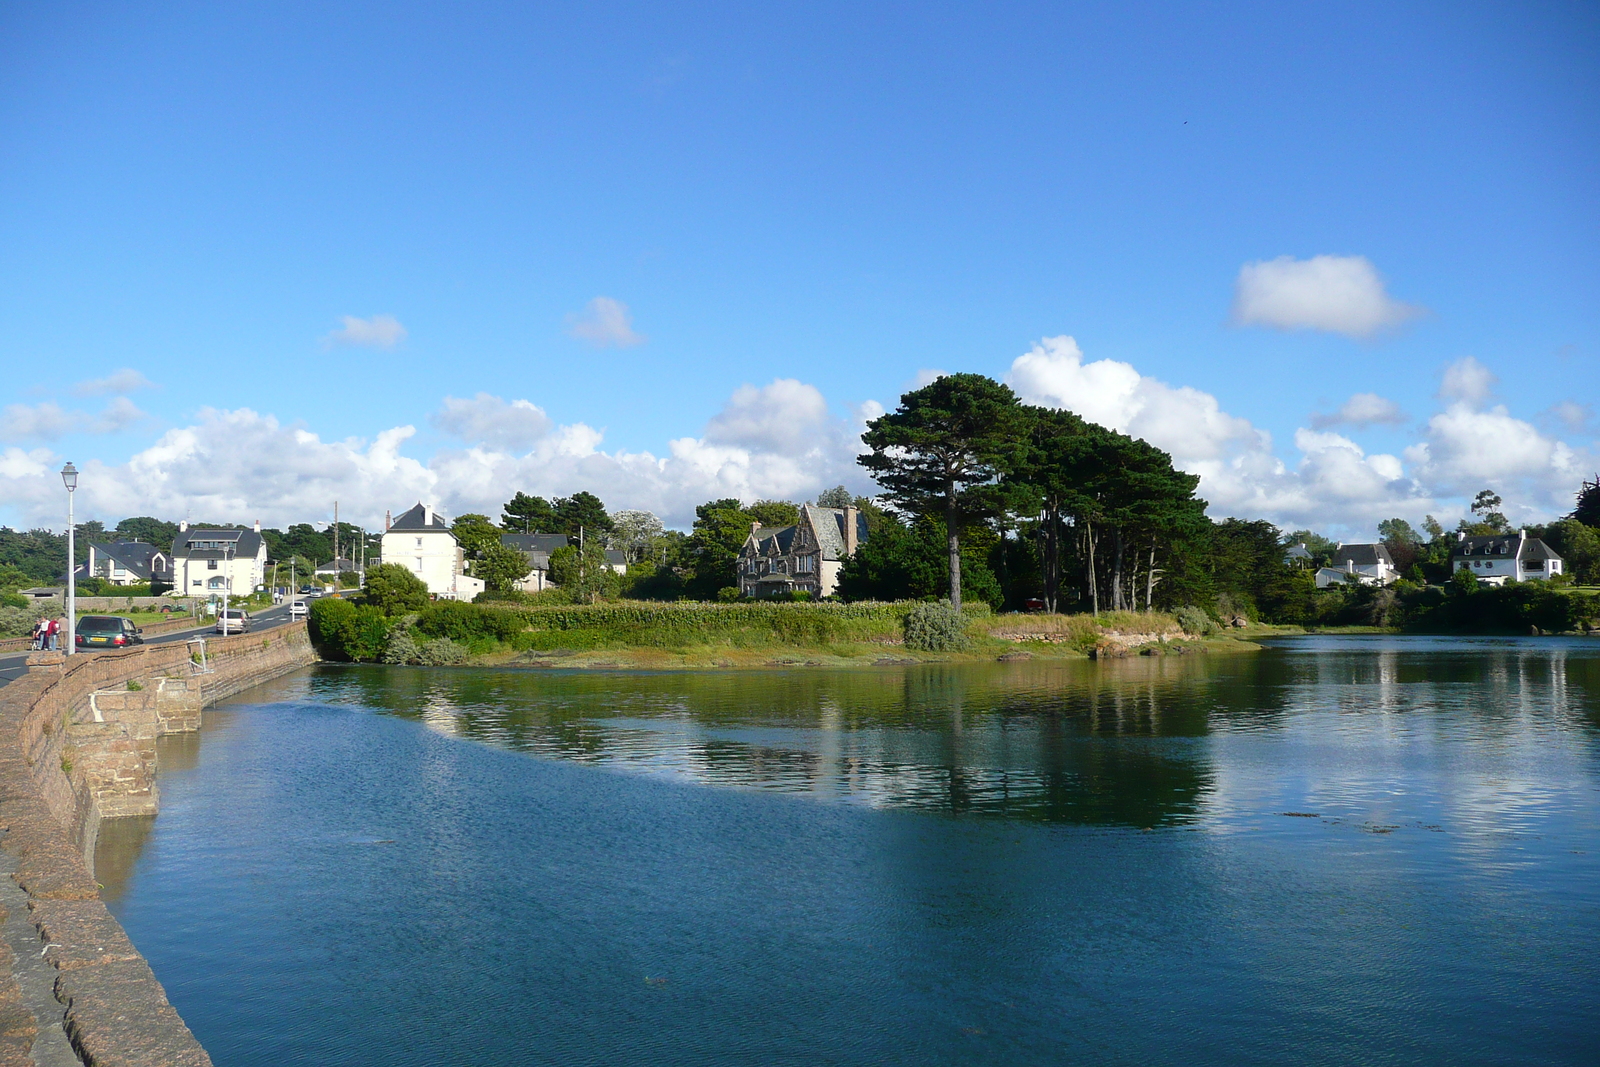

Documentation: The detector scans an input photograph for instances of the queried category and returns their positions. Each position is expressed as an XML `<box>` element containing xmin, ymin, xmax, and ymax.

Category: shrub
<box><xmin>381</xmin><ymin>628</ymin><xmax>468</xmax><ymax>665</ymax></box>
<box><xmin>1174</xmin><ymin>606</ymin><xmax>1214</xmax><ymax>636</ymax></box>
<box><xmin>0</xmin><ymin>605</ymin><xmax>37</xmax><ymax>638</ymax></box>
<box><xmin>361</xmin><ymin>564</ymin><xmax>431</xmax><ymax>616</ymax></box>
<box><xmin>902</xmin><ymin>601</ymin><xmax>970</xmax><ymax>652</ymax></box>
<box><xmin>308</xmin><ymin>598</ymin><xmax>392</xmax><ymax>661</ymax></box>
<box><xmin>415</xmin><ymin>601</ymin><xmax>525</xmax><ymax>643</ymax></box>
<box><xmin>716</xmin><ymin>586</ymin><xmax>742</xmax><ymax>602</ymax></box>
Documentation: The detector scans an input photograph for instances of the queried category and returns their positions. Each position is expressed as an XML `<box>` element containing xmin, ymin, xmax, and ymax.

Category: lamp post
<box><xmin>61</xmin><ymin>462</ymin><xmax>77</xmax><ymax>655</ymax></box>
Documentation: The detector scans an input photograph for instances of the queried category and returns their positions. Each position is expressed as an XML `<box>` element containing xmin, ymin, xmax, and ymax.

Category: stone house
<box><xmin>737</xmin><ymin>504</ymin><xmax>866</xmax><ymax>598</ymax></box>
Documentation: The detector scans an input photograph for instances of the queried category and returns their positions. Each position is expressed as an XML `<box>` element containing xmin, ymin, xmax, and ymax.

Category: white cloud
<box><xmin>1547</xmin><ymin>400</ymin><xmax>1591</xmax><ymax>432</ymax></box>
<box><xmin>1232</xmin><ymin>255</ymin><xmax>1425</xmax><ymax>339</ymax></box>
<box><xmin>566</xmin><ymin>297</ymin><xmax>645</xmax><ymax>348</ymax></box>
<box><xmin>1008</xmin><ymin>335</ymin><xmax>1430</xmax><ymax>531</ymax></box>
<box><xmin>322</xmin><ymin>314</ymin><xmax>407</xmax><ymax>349</ymax></box>
<box><xmin>910</xmin><ymin>369</ymin><xmax>947</xmax><ymax>388</ymax></box>
<box><xmin>0</xmin><ymin>399</ymin><xmax>149</xmax><ymax>441</ymax></box>
<box><xmin>1310</xmin><ymin>392</ymin><xmax>1408</xmax><ymax>430</ymax></box>
<box><xmin>431</xmin><ymin>393</ymin><xmax>554</xmax><ymax>451</ymax></box>
<box><xmin>73</xmin><ymin>369</ymin><xmax>154</xmax><ymax>397</ymax></box>
<box><xmin>1438</xmin><ymin>355</ymin><xmax>1495</xmax><ymax>405</ymax></box>
<box><xmin>0</xmin><ymin>380</ymin><xmax>874</xmax><ymax>531</ymax></box>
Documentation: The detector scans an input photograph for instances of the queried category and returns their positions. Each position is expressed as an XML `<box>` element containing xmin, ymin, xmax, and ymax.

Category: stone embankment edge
<box><xmin>0</xmin><ymin>623</ymin><xmax>316</xmax><ymax>1067</ymax></box>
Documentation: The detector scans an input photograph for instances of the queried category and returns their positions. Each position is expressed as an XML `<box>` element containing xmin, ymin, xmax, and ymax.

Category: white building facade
<box><xmin>170</xmin><ymin>523</ymin><xmax>268</xmax><ymax>598</ymax></box>
<box><xmin>1451</xmin><ymin>531</ymin><xmax>1564</xmax><ymax>586</ymax></box>
<box><xmin>380</xmin><ymin>503</ymin><xmax>484</xmax><ymax>600</ymax></box>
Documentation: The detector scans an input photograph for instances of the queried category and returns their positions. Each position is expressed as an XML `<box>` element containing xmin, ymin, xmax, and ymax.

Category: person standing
<box><xmin>45</xmin><ymin>616</ymin><xmax>60</xmax><ymax>651</ymax></box>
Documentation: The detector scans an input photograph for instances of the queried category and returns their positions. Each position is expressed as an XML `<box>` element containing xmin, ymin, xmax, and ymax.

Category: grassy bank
<box><xmin>312</xmin><ymin>598</ymin><xmax>1260</xmax><ymax>669</ymax></box>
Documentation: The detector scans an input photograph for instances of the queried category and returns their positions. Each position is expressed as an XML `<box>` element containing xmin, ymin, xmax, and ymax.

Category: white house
<box><xmin>1314</xmin><ymin>542</ymin><xmax>1399</xmax><ymax>589</ymax></box>
<box><xmin>381</xmin><ymin>503</ymin><xmax>484</xmax><ymax>600</ymax></box>
<box><xmin>1451</xmin><ymin>531</ymin><xmax>1564</xmax><ymax>586</ymax></box>
<box><xmin>736</xmin><ymin>504</ymin><xmax>866</xmax><ymax>598</ymax></box>
<box><xmin>170</xmin><ymin>522</ymin><xmax>268</xmax><ymax>598</ymax></box>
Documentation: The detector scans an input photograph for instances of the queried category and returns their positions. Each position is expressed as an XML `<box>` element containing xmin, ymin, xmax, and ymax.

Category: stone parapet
<box><xmin>0</xmin><ymin>622</ymin><xmax>316</xmax><ymax>1065</ymax></box>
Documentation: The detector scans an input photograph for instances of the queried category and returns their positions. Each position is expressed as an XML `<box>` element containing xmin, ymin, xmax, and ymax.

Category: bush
<box><xmin>362</xmin><ymin>563</ymin><xmax>431</xmax><ymax>615</ymax></box>
<box><xmin>1174</xmin><ymin>605</ymin><xmax>1214</xmax><ymax>636</ymax></box>
<box><xmin>716</xmin><ymin>586</ymin><xmax>742</xmax><ymax>602</ymax></box>
<box><xmin>902</xmin><ymin>601</ymin><xmax>970</xmax><ymax>652</ymax></box>
<box><xmin>381</xmin><ymin>628</ymin><xmax>469</xmax><ymax>665</ymax></box>
<box><xmin>414</xmin><ymin>601</ymin><xmax>526</xmax><ymax>643</ymax></box>
<box><xmin>308</xmin><ymin>598</ymin><xmax>392</xmax><ymax>661</ymax></box>
<box><xmin>0</xmin><ymin>605</ymin><xmax>36</xmax><ymax>638</ymax></box>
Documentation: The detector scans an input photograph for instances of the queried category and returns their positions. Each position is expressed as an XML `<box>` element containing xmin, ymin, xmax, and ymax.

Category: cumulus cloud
<box><xmin>0</xmin><ymin>399</ymin><xmax>149</xmax><ymax>441</ymax></box>
<box><xmin>73</xmin><ymin>369</ymin><xmax>154</xmax><ymax>397</ymax></box>
<box><xmin>323</xmin><ymin>314</ymin><xmax>407</xmax><ymax>349</ymax></box>
<box><xmin>431</xmin><ymin>393</ymin><xmax>554</xmax><ymax>452</ymax></box>
<box><xmin>1008</xmin><ymin>335</ymin><xmax>1429</xmax><ymax>531</ymax></box>
<box><xmin>1232</xmin><ymin>255</ymin><xmax>1426</xmax><ymax>339</ymax></box>
<box><xmin>0</xmin><ymin>380</ymin><xmax>874</xmax><ymax>531</ymax></box>
<box><xmin>567</xmin><ymin>297</ymin><xmax>645</xmax><ymax>348</ymax></box>
<box><xmin>1310</xmin><ymin>392</ymin><xmax>1407</xmax><ymax>430</ymax></box>
<box><xmin>1438</xmin><ymin>356</ymin><xmax>1495</xmax><ymax>405</ymax></box>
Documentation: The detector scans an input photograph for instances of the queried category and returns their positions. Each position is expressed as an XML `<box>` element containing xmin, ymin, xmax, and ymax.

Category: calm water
<box><xmin>97</xmin><ymin>636</ymin><xmax>1600</xmax><ymax>1066</ymax></box>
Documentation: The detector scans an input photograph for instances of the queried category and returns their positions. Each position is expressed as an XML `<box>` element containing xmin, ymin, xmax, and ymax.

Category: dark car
<box><xmin>75</xmin><ymin>615</ymin><xmax>144</xmax><ymax>649</ymax></box>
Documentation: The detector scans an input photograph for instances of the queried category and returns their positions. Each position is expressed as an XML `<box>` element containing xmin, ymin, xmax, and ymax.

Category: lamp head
<box><xmin>60</xmin><ymin>462</ymin><xmax>78</xmax><ymax>492</ymax></box>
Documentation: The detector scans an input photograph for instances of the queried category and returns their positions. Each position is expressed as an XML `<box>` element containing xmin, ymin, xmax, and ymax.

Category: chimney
<box><xmin>844</xmin><ymin>505</ymin><xmax>859</xmax><ymax>556</ymax></box>
<box><xmin>253</xmin><ymin>519</ymin><xmax>261</xmax><ymax>533</ymax></box>
<box><xmin>751</xmin><ymin>521</ymin><xmax>762</xmax><ymax>533</ymax></box>
<box><xmin>384</xmin><ymin>510</ymin><xmax>392</xmax><ymax>531</ymax></box>
<box><xmin>179</xmin><ymin>520</ymin><xmax>188</xmax><ymax>533</ymax></box>
<box><xmin>423</xmin><ymin>504</ymin><xmax>433</xmax><ymax>527</ymax></box>
<box><xmin>1346</xmin><ymin>559</ymin><xmax>1354</xmax><ymax>574</ymax></box>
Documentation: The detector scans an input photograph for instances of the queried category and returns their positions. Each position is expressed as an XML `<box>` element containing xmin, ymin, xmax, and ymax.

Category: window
<box><xmin>192</xmin><ymin>580</ymin><xmax>202</xmax><ymax>587</ymax></box>
<box><xmin>416</xmin><ymin>538</ymin><xmax>424</xmax><ymax>548</ymax></box>
<box><xmin>208</xmin><ymin>560</ymin><xmax>218</xmax><ymax>570</ymax></box>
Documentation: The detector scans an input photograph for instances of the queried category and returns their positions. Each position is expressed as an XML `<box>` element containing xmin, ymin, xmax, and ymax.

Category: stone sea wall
<box><xmin>0</xmin><ymin>623</ymin><xmax>316</xmax><ymax>1066</ymax></box>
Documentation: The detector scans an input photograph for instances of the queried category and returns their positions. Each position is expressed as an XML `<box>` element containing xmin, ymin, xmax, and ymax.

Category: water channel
<box><xmin>96</xmin><ymin>636</ymin><xmax>1600</xmax><ymax>1065</ymax></box>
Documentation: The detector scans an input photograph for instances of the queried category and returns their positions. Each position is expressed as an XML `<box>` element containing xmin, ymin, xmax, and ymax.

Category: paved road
<box><xmin>0</xmin><ymin>597</ymin><xmax>315</xmax><ymax>690</ymax></box>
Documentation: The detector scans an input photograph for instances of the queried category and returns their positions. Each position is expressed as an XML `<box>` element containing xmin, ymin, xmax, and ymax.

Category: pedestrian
<box><xmin>30</xmin><ymin>618</ymin><xmax>46</xmax><ymax>650</ymax></box>
<box><xmin>45</xmin><ymin>617</ymin><xmax>60</xmax><ymax>651</ymax></box>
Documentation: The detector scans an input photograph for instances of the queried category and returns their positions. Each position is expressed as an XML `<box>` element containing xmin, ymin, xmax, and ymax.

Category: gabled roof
<box><xmin>757</xmin><ymin>526</ymin><xmax>798</xmax><ymax>556</ymax></box>
<box><xmin>802</xmin><ymin>504</ymin><xmax>868</xmax><ymax>561</ymax></box>
<box><xmin>501</xmin><ymin>533</ymin><xmax>572</xmax><ymax>555</ymax></box>
<box><xmin>1330</xmin><ymin>543</ymin><xmax>1393</xmax><ymax>568</ymax></box>
<box><xmin>314</xmin><ymin>557</ymin><xmax>358</xmax><ymax>573</ymax></box>
<box><xmin>1451</xmin><ymin>533</ymin><xmax>1561</xmax><ymax>562</ymax></box>
<box><xmin>172</xmin><ymin>529</ymin><xmax>264</xmax><ymax>559</ymax></box>
<box><xmin>1284</xmin><ymin>543</ymin><xmax>1312</xmax><ymax>560</ymax></box>
<box><xmin>92</xmin><ymin>540</ymin><xmax>167</xmax><ymax>578</ymax></box>
<box><xmin>388</xmin><ymin>503</ymin><xmax>451</xmax><ymax>532</ymax></box>
<box><xmin>604</xmin><ymin>549</ymin><xmax>627</xmax><ymax>566</ymax></box>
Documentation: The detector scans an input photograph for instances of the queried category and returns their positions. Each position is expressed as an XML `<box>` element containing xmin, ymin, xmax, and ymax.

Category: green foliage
<box><xmin>685</xmin><ymin>498</ymin><xmax>759</xmax><ymax>600</ymax></box>
<box><xmin>0</xmin><ymin>527</ymin><xmax>67</xmax><ymax>586</ymax></box>
<box><xmin>746</xmin><ymin>500</ymin><xmax>800</xmax><ymax>528</ymax></box>
<box><xmin>553</xmin><ymin>491</ymin><xmax>613</xmax><ymax>536</ymax></box>
<box><xmin>0</xmin><ymin>606</ymin><xmax>37</xmax><ymax>637</ymax></box>
<box><xmin>451</xmin><ymin>513</ymin><xmax>502</xmax><ymax>559</ymax></box>
<box><xmin>1174</xmin><ymin>606</ymin><xmax>1214</xmax><ymax>636</ymax></box>
<box><xmin>502</xmin><ymin>491</ymin><xmax>556</xmax><ymax>533</ymax></box>
<box><xmin>1544</xmin><ymin>518</ymin><xmax>1600</xmax><ymax>584</ymax></box>
<box><xmin>610</xmin><ymin>510</ymin><xmax>666</xmax><ymax>563</ymax></box>
<box><xmin>414</xmin><ymin>601</ymin><xmax>527</xmax><ymax>643</ymax></box>
<box><xmin>1575</xmin><ymin>478</ymin><xmax>1600</xmax><ymax>528</ymax></box>
<box><xmin>113</xmin><ymin>516</ymin><xmax>181</xmax><ymax>546</ymax></box>
<box><xmin>307</xmin><ymin>597</ymin><xmax>392</xmax><ymax>661</ymax></box>
<box><xmin>902</xmin><ymin>601</ymin><xmax>970</xmax><ymax>651</ymax></box>
<box><xmin>621</xmin><ymin>560</ymin><xmax>683</xmax><ymax>601</ymax></box>
<box><xmin>859</xmin><ymin>373</ymin><xmax>1025</xmax><ymax>610</ymax></box>
<box><xmin>1450</xmin><ymin>566</ymin><xmax>1480</xmax><ymax>596</ymax></box>
<box><xmin>381</xmin><ymin>628</ymin><xmax>469</xmax><ymax>666</ymax></box>
<box><xmin>549</xmin><ymin>542</ymin><xmax>621</xmax><ymax>600</ymax></box>
<box><xmin>815</xmin><ymin>486</ymin><xmax>854</xmax><ymax>508</ymax></box>
<box><xmin>1377</xmin><ymin>518</ymin><xmax>1422</xmax><ymax>544</ymax></box>
<box><xmin>716</xmin><ymin>586</ymin><xmax>742</xmax><ymax>602</ymax></box>
<box><xmin>476</xmin><ymin>543</ymin><xmax>534</xmax><ymax>592</ymax></box>
<box><xmin>1402</xmin><ymin>581</ymin><xmax>1598</xmax><ymax>633</ymax></box>
<box><xmin>361</xmin><ymin>563</ymin><xmax>431</xmax><ymax>615</ymax></box>
<box><xmin>493</xmin><ymin>600</ymin><xmax>913</xmax><ymax>651</ymax></box>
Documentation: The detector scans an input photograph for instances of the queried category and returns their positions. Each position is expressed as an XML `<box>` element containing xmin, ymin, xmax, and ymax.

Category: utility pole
<box><xmin>333</xmin><ymin>501</ymin><xmax>339</xmax><ymax>587</ymax></box>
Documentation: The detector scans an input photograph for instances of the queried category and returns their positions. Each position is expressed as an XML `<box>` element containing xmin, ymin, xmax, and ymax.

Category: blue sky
<box><xmin>2</xmin><ymin>1</ymin><xmax>1596</xmax><ymax>534</ymax></box>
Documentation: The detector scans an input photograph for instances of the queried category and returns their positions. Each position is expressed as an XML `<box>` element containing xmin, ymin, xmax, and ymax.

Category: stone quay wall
<box><xmin>0</xmin><ymin>623</ymin><xmax>316</xmax><ymax>1066</ymax></box>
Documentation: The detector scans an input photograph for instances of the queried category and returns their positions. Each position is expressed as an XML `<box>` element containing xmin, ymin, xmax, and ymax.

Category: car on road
<box><xmin>215</xmin><ymin>609</ymin><xmax>251</xmax><ymax>634</ymax></box>
<box><xmin>288</xmin><ymin>600</ymin><xmax>309</xmax><ymax>620</ymax></box>
<box><xmin>75</xmin><ymin>615</ymin><xmax>145</xmax><ymax>649</ymax></box>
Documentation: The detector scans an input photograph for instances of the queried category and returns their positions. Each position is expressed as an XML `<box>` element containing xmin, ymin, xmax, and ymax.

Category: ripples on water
<box><xmin>98</xmin><ymin>636</ymin><xmax>1600</xmax><ymax>1066</ymax></box>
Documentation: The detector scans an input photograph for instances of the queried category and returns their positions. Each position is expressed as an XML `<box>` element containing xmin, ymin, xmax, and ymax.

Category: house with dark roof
<box><xmin>498</xmin><ymin>533</ymin><xmax>629</xmax><ymax>592</ymax></box>
<box><xmin>379</xmin><ymin>503</ymin><xmax>483</xmax><ymax>600</ymax></box>
<box><xmin>170</xmin><ymin>522</ymin><xmax>268</xmax><ymax>597</ymax></box>
<box><xmin>736</xmin><ymin>504</ymin><xmax>867</xmax><ymax>598</ymax></box>
<box><xmin>1314</xmin><ymin>542</ymin><xmax>1398</xmax><ymax>589</ymax></box>
<box><xmin>85</xmin><ymin>540</ymin><xmax>171</xmax><ymax>587</ymax></box>
<box><xmin>1451</xmin><ymin>530</ymin><xmax>1564</xmax><ymax>586</ymax></box>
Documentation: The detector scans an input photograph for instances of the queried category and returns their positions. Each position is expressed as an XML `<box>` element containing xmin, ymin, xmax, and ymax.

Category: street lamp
<box><xmin>61</xmin><ymin>462</ymin><xmax>77</xmax><ymax>656</ymax></box>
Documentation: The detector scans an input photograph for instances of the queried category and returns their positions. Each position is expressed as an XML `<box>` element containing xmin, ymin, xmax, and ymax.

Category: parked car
<box><xmin>75</xmin><ymin>615</ymin><xmax>144</xmax><ymax>649</ymax></box>
<box><xmin>288</xmin><ymin>600</ymin><xmax>309</xmax><ymax>620</ymax></box>
<box><xmin>215</xmin><ymin>609</ymin><xmax>251</xmax><ymax>634</ymax></box>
